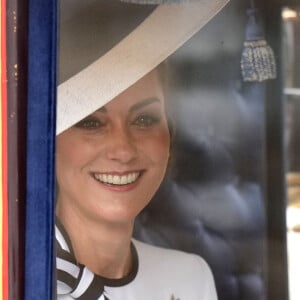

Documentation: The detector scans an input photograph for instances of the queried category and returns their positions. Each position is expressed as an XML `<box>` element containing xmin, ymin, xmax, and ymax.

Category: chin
<box><xmin>87</xmin><ymin>202</ymin><xmax>145</xmax><ymax>226</ymax></box>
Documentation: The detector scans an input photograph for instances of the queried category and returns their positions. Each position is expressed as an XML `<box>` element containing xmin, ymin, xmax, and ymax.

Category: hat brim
<box><xmin>57</xmin><ymin>0</ymin><xmax>230</xmax><ymax>135</ymax></box>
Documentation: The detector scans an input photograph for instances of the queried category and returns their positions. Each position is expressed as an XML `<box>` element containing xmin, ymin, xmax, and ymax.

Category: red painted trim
<box><xmin>1</xmin><ymin>0</ymin><xmax>8</xmax><ymax>298</ymax></box>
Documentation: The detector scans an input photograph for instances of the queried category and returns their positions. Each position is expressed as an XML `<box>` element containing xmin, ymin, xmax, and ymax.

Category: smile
<box><xmin>93</xmin><ymin>172</ymin><xmax>141</xmax><ymax>185</ymax></box>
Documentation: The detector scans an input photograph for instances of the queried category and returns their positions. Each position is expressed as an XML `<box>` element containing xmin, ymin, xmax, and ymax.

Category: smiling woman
<box><xmin>56</xmin><ymin>70</ymin><xmax>170</xmax><ymax>227</ymax></box>
<box><xmin>55</xmin><ymin>0</ymin><xmax>230</xmax><ymax>299</ymax></box>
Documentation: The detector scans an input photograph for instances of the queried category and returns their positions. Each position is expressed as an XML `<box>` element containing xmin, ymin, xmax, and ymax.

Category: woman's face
<box><xmin>56</xmin><ymin>70</ymin><xmax>170</xmax><ymax>225</ymax></box>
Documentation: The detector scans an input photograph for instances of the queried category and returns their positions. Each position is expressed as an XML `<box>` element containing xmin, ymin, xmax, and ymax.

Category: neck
<box><xmin>56</xmin><ymin>204</ymin><xmax>134</xmax><ymax>279</ymax></box>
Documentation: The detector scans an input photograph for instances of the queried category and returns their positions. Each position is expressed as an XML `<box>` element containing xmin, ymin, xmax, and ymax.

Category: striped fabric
<box><xmin>56</xmin><ymin>222</ymin><xmax>108</xmax><ymax>300</ymax></box>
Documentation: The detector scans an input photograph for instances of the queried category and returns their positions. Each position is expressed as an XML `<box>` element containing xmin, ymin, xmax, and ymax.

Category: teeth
<box><xmin>108</xmin><ymin>175</ymin><xmax>113</xmax><ymax>183</ymax></box>
<box><xmin>94</xmin><ymin>172</ymin><xmax>140</xmax><ymax>185</ymax></box>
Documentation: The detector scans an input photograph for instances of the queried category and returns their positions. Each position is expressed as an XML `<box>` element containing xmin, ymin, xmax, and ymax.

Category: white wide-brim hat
<box><xmin>57</xmin><ymin>0</ymin><xmax>230</xmax><ymax>135</ymax></box>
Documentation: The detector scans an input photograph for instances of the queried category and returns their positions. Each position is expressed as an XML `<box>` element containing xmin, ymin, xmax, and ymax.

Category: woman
<box><xmin>56</xmin><ymin>0</ymin><xmax>229</xmax><ymax>298</ymax></box>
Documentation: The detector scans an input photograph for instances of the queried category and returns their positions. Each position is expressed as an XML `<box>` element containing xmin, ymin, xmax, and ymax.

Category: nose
<box><xmin>105</xmin><ymin>125</ymin><xmax>138</xmax><ymax>164</ymax></box>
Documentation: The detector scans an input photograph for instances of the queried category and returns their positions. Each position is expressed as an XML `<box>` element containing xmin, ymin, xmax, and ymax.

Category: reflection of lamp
<box><xmin>287</xmin><ymin>217</ymin><xmax>300</xmax><ymax>300</ymax></box>
<box><xmin>287</xmin><ymin>207</ymin><xmax>300</xmax><ymax>232</ymax></box>
<box><xmin>287</xmin><ymin>173</ymin><xmax>300</xmax><ymax>232</ymax></box>
<box><xmin>286</xmin><ymin>204</ymin><xmax>300</xmax><ymax>300</ymax></box>
<box><xmin>282</xmin><ymin>8</ymin><xmax>298</xmax><ymax>20</ymax></box>
<box><xmin>287</xmin><ymin>172</ymin><xmax>300</xmax><ymax>209</ymax></box>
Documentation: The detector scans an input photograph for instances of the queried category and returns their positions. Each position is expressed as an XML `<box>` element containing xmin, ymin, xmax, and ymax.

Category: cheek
<box><xmin>141</xmin><ymin>129</ymin><xmax>170</xmax><ymax>164</ymax></box>
<box><xmin>56</xmin><ymin>136</ymin><xmax>95</xmax><ymax>183</ymax></box>
<box><xmin>56</xmin><ymin>138</ymin><xmax>79</xmax><ymax>171</ymax></box>
<box><xmin>57</xmin><ymin>135</ymin><xmax>98</xmax><ymax>166</ymax></box>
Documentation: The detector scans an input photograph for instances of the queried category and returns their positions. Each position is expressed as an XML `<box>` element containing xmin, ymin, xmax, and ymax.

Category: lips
<box><xmin>93</xmin><ymin>172</ymin><xmax>141</xmax><ymax>186</ymax></box>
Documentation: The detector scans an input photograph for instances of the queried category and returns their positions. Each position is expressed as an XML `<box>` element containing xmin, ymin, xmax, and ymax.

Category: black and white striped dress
<box><xmin>56</xmin><ymin>220</ymin><xmax>217</xmax><ymax>300</ymax></box>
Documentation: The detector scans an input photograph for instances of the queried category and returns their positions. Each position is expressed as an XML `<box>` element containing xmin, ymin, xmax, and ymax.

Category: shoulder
<box><xmin>134</xmin><ymin>238</ymin><xmax>205</xmax><ymax>263</ymax></box>
<box><xmin>132</xmin><ymin>239</ymin><xmax>217</xmax><ymax>299</ymax></box>
<box><xmin>132</xmin><ymin>239</ymin><xmax>217</xmax><ymax>298</ymax></box>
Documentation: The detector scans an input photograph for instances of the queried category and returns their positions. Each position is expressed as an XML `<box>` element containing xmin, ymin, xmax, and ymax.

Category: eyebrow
<box><xmin>129</xmin><ymin>97</ymin><xmax>161</xmax><ymax>112</ymax></box>
<box><xmin>97</xmin><ymin>97</ymin><xmax>161</xmax><ymax>113</ymax></box>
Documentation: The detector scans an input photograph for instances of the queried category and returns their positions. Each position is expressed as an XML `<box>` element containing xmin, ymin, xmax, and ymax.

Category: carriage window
<box><xmin>56</xmin><ymin>1</ymin><xmax>270</xmax><ymax>300</ymax></box>
<box><xmin>20</xmin><ymin>1</ymin><xmax>294</xmax><ymax>300</ymax></box>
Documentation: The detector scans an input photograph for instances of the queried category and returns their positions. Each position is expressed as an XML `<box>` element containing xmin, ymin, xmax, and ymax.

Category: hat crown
<box><xmin>59</xmin><ymin>0</ymin><xmax>156</xmax><ymax>83</ymax></box>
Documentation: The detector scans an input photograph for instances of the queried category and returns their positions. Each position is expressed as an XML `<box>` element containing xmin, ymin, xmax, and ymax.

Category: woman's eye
<box><xmin>74</xmin><ymin>118</ymin><xmax>103</xmax><ymax>130</ymax></box>
<box><xmin>133</xmin><ymin>114</ymin><xmax>161</xmax><ymax>127</ymax></box>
